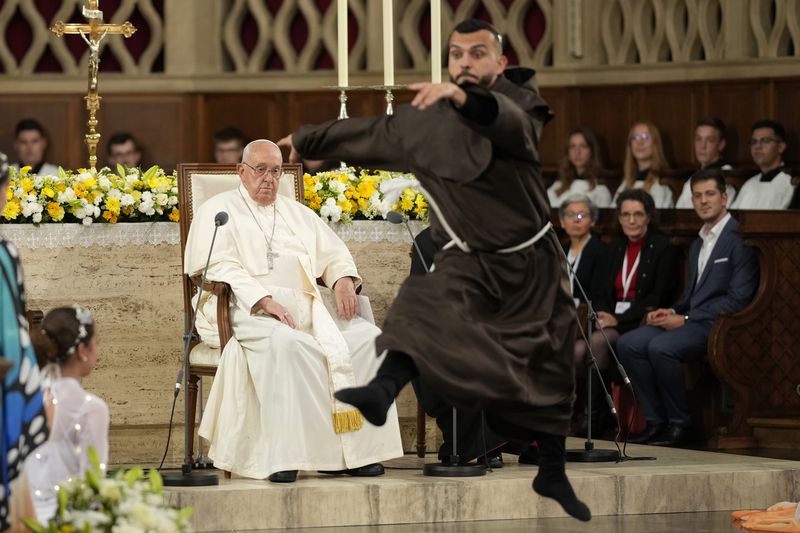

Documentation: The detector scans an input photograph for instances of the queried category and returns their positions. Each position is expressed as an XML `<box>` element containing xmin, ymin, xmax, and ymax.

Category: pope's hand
<box><xmin>409</xmin><ymin>82</ymin><xmax>467</xmax><ymax>110</ymax></box>
<box><xmin>255</xmin><ymin>295</ymin><xmax>297</xmax><ymax>329</ymax></box>
<box><xmin>334</xmin><ymin>276</ymin><xmax>359</xmax><ymax>321</ymax></box>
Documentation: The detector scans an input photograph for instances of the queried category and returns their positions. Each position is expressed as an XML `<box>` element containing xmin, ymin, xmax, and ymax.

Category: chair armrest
<box><xmin>190</xmin><ymin>276</ymin><xmax>233</xmax><ymax>350</ymax></box>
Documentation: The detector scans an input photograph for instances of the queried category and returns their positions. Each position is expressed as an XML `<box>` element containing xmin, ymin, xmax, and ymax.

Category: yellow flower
<box><xmin>6</xmin><ymin>188</ymin><xmax>12</xmax><ymax>201</ymax></box>
<box><xmin>357</xmin><ymin>181</ymin><xmax>375</xmax><ymax>199</ymax></box>
<box><xmin>400</xmin><ymin>197</ymin><xmax>414</xmax><ymax>211</ymax></box>
<box><xmin>72</xmin><ymin>183</ymin><xmax>86</xmax><ymax>198</ymax></box>
<box><xmin>20</xmin><ymin>178</ymin><xmax>34</xmax><ymax>193</ymax></box>
<box><xmin>19</xmin><ymin>166</ymin><xmax>31</xmax><ymax>176</ymax></box>
<box><xmin>168</xmin><ymin>208</ymin><xmax>180</xmax><ymax>222</ymax></box>
<box><xmin>102</xmin><ymin>210</ymin><xmax>118</xmax><ymax>224</ymax></box>
<box><xmin>105</xmin><ymin>196</ymin><xmax>121</xmax><ymax>216</ymax></box>
<box><xmin>43</xmin><ymin>187</ymin><xmax>55</xmax><ymax>198</ymax></box>
<box><xmin>2</xmin><ymin>198</ymin><xmax>21</xmax><ymax>220</ymax></box>
<box><xmin>55</xmin><ymin>182</ymin><xmax>67</xmax><ymax>193</ymax></box>
<box><xmin>47</xmin><ymin>202</ymin><xmax>65</xmax><ymax>221</ymax></box>
<box><xmin>83</xmin><ymin>177</ymin><xmax>96</xmax><ymax>189</ymax></box>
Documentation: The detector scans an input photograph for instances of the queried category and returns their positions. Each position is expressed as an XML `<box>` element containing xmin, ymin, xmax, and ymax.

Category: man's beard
<box><xmin>451</xmin><ymin>71</ymin><xmax>495</xmax><ymax>88</ymax></box>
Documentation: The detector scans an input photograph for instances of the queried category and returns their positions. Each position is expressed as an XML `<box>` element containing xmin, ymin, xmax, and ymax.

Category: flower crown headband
<box><xmin>41</xmin><ymin>305</ymin><xmax>94</xmax><ymax>359</ymax></box>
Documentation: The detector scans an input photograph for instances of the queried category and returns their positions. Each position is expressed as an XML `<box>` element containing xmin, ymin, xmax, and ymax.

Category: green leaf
<box><xmin>57</xmin><ymin>486</ymin><xmax>68</xmax><ymax>515</ymax></box>
<box><xmin>88</xmin><ymin>447</ymin><xmax>101</xmax><ymax>473</ymax></box>
<box><xmin>58</xmin><ymin>166</ymin><xmax>67</xmax><ymax>180</ymax></box>
<box><xmin>86</xmin><ymin>469</ymin><xmax>101</xmax><ymax>492</ymax></box>
<box><xmin>148</xmin><ymin>468</ymin><xmax>163</xmax><ymax>494</ymax></box>
<box><xmin>178</xmin><ymin>507</ymin><xmax>194</xmax><ymax>521</ymax></box>
<box><xmin>116</xmin><ymin>163</ymin><xmax>127</xmax><ymax>179</ymax></box>
<box><xmin>125</xmin><ymin>467</ymin><xmax>144</xmax><ymax>486</ymax></box>
<box><xmin>21</xmin><ymin>517</ymin><xmax>46</xmax><ymax>532</ymax></box>
<box><xmin>142</xmin><ymin>165</ymin><xmax>159</xmax><ymax>181</ymax></box>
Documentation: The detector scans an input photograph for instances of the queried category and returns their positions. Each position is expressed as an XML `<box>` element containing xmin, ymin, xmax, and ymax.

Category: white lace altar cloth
<box><xmin>0</xmin><ymin>220</ymin><xmax>428</xmax><ymax>249</ymax></box>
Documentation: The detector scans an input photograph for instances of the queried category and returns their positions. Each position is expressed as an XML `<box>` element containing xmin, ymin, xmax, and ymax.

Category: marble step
<box><xmin>164</xmin><ymin>439</ymin><xmax>800</xmax><ymax>532</ymax></box>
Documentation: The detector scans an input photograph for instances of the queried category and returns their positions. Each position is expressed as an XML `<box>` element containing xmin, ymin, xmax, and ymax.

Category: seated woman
<box><xmin>590</xmin><ymin>190</ymin><xmax>679</xmax><ymax>432</ymax></box>
<box><xmin>557</xmin><ymin>194</ymin><xmax>612</xmax><ymax>436</ymax></box>
<box><xmin>548</xmin><ymin>127</ymin><xmax>613</xmax><ymax>208</ymax></box>
<box><xmin>25</xmin><ymin>306</ymin><xmax>109</xmax><ymax>523</ymax></box>
<box><xmin>614</xmin><ymin>122</ymin><xmax>675</xmax><ymax>208</ymax></box>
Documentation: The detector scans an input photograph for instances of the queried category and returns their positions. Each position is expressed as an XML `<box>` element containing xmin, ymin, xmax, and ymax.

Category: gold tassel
<box><xmin>332</xmin><ymin>409</ymin><xmax>364</xmax><ymax>434</ymax></box>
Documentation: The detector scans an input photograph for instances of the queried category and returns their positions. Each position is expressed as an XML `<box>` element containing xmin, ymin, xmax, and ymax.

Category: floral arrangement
<box><xmin>303</xmin><ymin>167</ymin><xmax>428</xmax><ymax>224</ymax></box>
<box><xmin>23</xmin><ymin>449</ymin><xmax>193</xmax><ymax>533</ymax></box>
<box><xmin>2</xmin><ymin>165</ymin><xmax>180</xmax><ymax>225</ymax></box>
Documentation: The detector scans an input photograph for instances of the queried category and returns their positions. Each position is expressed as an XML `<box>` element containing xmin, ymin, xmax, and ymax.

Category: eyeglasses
<box><xmin>563</xmin><ymin>211</ymin><xmax>590</xmax><ymax>221</ymax></box>
<box><xmin>242</xmin><ymin>162</ymin><xmax>282</xmax><ymax>179</ymax></box>
<box><xmin>630</xmin><ymin>133</ymin><xmax>652</xmax><ymax>142</ymax></box>
<box><xmin>619</xmin><ymin>211</ymin><xmax>647</xmax><ymax>221</ymax></box>
<box><xmin>749</xmin><ymin>137</ymin><xmax>780</xmax><ymax>147</ymax></box>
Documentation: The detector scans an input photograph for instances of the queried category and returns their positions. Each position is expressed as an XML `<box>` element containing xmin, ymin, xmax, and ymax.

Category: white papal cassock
<box><xmin>185</xmin><ymin>185</ymin><xmax>403</xmax><ymax>479</ymax></box>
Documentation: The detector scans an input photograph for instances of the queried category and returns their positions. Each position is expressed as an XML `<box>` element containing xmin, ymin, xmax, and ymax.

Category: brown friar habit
<box><xmin>294</xmin><ymin>68</ymin><xmax>577</xmax><ymax>438</ymax></box>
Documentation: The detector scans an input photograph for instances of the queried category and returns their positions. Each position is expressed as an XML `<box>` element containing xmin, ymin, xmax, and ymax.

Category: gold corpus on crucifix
<box><xmin>50</xmin><ymin>1</ymin><xmax>136</xmax><ymax>170</ymax></box>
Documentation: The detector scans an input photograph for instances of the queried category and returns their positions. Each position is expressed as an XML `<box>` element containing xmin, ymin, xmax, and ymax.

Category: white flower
<box><xmin>58</xmin><ymin>188</ymin><xmax>77</xmax><ymax>203</ymax></box>
<box><xmin>337</xmin><ymin>193</ymin><xmax>347</xmax><ymax>202</ymax></box>
<box><xmin>82</xmin><ymin>217</ymin><xmax>93</xmax><ymax>226</ymax></box>
<box><xmin>98</xmin><ymin>176</ymin><xmax>112</xmax><ymax>190</ymax></box>
<box><xmin>120</xmin><ymin>194</ymin><xmax>135</xmax><ymax>207</ymax></box>
<box><xmin>32</xmin><ymin>213</ymin><xmax>42</xmax><ymax>223</ymax></box>
<box><xmin>155</xmin><ymin>193</ymin><xmax>168</xmax><ymax>206</ymax></box>
<box><xmin>319</xmin><ymin>198</ymin><xmax>343</xmax><ymax>223</ymax></box>
<box><xmin>107</xmin><ymin>188</ymin><xmax>122</xmax><ymax>199</ymax></box>
<box><xmin>313</xmin><ymin>181</ymin><xmax>323</xmax><ymax>192</ymax></box>
<box><xmin>99</xmin><ymin>479</ymin><xmax>123</xmax><ymax>502</ymax></box>
<box><xmin>328</xmin><ymin>180</ymin><xmax>347</xmax><ymax>194</ymax></box>
<box><xmin>33</xmin><ymin>175</ymin><xmax>44</xmax><ymax>188</ymax></box>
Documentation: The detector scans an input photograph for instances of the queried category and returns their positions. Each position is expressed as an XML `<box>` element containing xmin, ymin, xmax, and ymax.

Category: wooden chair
<box><xmin>176</xmin><ymin>162</ymin><xmax>303</xmax><ymax>467</ymax></box>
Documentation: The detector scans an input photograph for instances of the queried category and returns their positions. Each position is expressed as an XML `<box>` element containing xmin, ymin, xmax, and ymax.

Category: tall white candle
<box><xmin>382</xmin><ymin>0</ymin><xmax>394</xmax><ymax>86</ymax></box>
<box><xmin>431</xmin><ymin>0</ymin><xmax>442</xmax><ymax>83</ymax></box>
<box><xmin>337</xmin><ymin>0</ymin><xmax>348</xmax><ymax>87</ymax></box>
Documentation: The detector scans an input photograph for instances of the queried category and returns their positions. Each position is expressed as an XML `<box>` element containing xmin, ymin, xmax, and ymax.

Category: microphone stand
<box><xmin>163</xmin><ymin>212</ymin><xmax>228</xmax><ymax>487</ymax></box>
<box><xmin>554</xmin><ymin>232</ymin><xmax>621</xmax><ymax>462</ymax></box>
<box><xmin>386</xmin><ymin>212</ymin><xmax>486</xmax><ymax>477</ymax></box>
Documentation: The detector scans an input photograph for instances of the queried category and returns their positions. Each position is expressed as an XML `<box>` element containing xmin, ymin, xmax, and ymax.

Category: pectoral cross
<box><xmin>50</xmin><ymin>1</ymin><xmax>136</xmax><ymax>170</ymax></box>
<box><xmin>266</xmin><ymin>249</ymin><xmax>279</xmax><ymax>271</ymax></box>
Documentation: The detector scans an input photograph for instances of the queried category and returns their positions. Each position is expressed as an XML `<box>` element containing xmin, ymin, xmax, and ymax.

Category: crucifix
<box><xmin>50</xmin><ymin>0</ymin><xmax>136</xmax><ymax>171</ymax></box>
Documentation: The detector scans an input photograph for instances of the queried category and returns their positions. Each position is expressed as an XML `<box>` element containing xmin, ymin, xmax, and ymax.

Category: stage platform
<box><xmin>163</xmin><ymin>439</ymin><xmax>800</xmax><ymax>532</ymax></box>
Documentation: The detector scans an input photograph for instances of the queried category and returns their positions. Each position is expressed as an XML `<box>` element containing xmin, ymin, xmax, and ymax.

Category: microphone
<box><xmin>175</xmin><ymin>211</ymin><xmax>229</xmax><ymax>396</ymax></box>
<box><xmin>387</xmin><ymin>210</ymin><xmax>429</xmax><ymax>273</ymax></box>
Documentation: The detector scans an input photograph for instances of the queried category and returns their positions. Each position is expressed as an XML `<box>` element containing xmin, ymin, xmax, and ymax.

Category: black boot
<box><xmin>532</xmin><ymin>433</ymin><xmax>592</xmax><ymax>522</ymax></box>
<box><xmin>575</xmin><ymin>371</ymin><xmax>616</xmax><ymax>439</ymax></box>
<box><xmin>335</xmin><ymin>351</ymin><xmax>418</xmax><ymax>426</ymax></box>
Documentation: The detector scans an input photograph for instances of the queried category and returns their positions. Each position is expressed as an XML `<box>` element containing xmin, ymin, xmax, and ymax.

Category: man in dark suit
<box><xmin>617</xmin><ymin>169</ymin><xmax>759</xmax><ymax>447</ymax></box>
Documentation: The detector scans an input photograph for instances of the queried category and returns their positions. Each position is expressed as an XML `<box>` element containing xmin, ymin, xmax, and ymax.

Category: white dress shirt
<box><xmin>696</xmin><ymin>212</ymin><xmax>732</xmax><ymax>283</ymax></box>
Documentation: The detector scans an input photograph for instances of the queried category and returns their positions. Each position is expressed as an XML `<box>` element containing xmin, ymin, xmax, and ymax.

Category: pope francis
<box><xmin>184</xmin><ymin>140</ymin><xmax>403</xmax><ymax>482</ymax></box>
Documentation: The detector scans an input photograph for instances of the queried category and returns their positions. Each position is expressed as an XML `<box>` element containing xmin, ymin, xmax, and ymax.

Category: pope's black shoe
<box><xmin>626</xmin><ymin>423</ymin><xmax>664</xmax><ymax>444</ymax></box>
<box><xmin>648</xmin><ymin>425</ymin><xmax>691</xmax><ymax>447</ymax></box>
<box><xmin>319</xmin><ymin>463</ymin><xmax>385</xmax><ymax>477</ymax></box>
<box><xmin>268</xmin><ymin>470</ymin><xmax>298</xmax><ymax>483</ymax></box>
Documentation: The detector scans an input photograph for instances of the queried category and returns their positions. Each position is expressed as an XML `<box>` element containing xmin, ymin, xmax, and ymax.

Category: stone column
<box><xmin>164</xmin><ymin>0</ymin><xmax>222</xmax><ymax>77</ymax></box>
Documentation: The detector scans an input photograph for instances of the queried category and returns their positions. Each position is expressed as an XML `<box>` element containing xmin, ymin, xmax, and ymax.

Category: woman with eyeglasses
<box><xmin>548</xmin><ymin>128</ymin><xmax>612</xmax><ymax>208</ymax></box>
<box><xmin>613</xmin><ymin>122</ymin><xmax>675</xmax><ymax>208</ymax></box>
<box><xmin>590</xmin><ymin>189</ymin><xmax>679</xmax><ymax>433</ymax></box>
<box><xmin>557</xmin><ymin>194</ymin><xmax>612</xmax><ymax>436</ymax></box>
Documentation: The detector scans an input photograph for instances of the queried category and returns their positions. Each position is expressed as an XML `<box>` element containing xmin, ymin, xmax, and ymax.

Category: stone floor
<box><xmin>164</xmin><ymin>439</ymin><xmax>800</xmax><ymax>531</ymax></box>
<box><xmin>253</xmin><ymin>511</ymin><xmax>741</xmax><ymax>532</ymax></box>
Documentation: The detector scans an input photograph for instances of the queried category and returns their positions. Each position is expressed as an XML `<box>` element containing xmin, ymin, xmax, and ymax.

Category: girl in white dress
<box><xmin>25</xmin><ymin>306</ymin><xmax>109</xmax><ymax>523</ymax></box>
<box><xmin>548</xmin><ymin>127</ymin><xmax>612</xmax><ymax>208</ymax></box>
<box><xmin>613</xmin><ymin>121</ymin><xmax>675</xmax><ymax>208</ymax></box>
